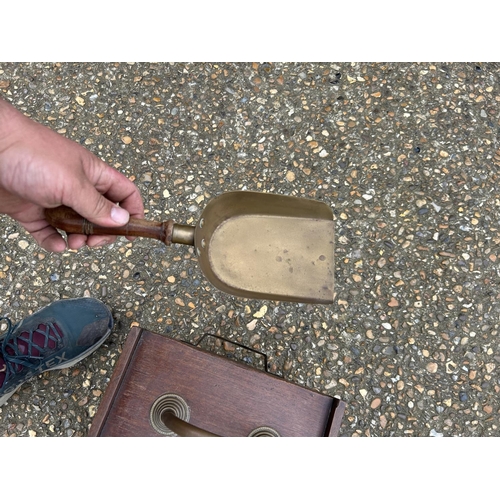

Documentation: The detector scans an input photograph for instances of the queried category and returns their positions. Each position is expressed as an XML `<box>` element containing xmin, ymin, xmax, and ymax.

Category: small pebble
<box><xmin>246</xmin><ymin>319</ymin><xmax>258</xmax><ymax>331</ymax></box>
<box><xmin>426</xmin><ymin>362</ymin><xmax>439</xmax><ymax>373</ymax></box>
<box><xmin>253</xmin><ymin>305</ymin><xmax>267</xmax><ymax>318</ymax></box>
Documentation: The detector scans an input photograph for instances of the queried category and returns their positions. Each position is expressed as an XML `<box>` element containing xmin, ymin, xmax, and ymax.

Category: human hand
<box><xmin>0</xmin><ymin>97</ymin><xmax>144</xmax><ymax>252</ymax></box>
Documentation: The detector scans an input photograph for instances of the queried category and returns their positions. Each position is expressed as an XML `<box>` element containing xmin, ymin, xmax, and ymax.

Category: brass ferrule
<box><xmin>171</xmin><ymin>224</ymin><xmax>195</xmax><ymax>246</ymax></box>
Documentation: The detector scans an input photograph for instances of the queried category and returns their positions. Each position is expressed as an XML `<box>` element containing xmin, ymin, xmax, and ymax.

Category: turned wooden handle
<box><xmin>44</xmin><ymin>206</ymin><xmax>175</xmax><ymax>245</ymax></box>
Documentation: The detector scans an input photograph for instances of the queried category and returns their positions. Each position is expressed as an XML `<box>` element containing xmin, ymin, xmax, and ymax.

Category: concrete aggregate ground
<box><xmin>0</xmin><ymin>62</ymin><xmax>499</xmax><ymax>437</ymax></box>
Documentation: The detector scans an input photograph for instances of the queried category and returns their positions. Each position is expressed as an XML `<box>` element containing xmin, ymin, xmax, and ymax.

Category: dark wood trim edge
<box><xmin>88</xmin><ymin>327</ymin><xmax>143</xmax><ymax>437</ymax></box>
<box><xmin>325</xmin><ymin>399</ymin><xmax>347</xmax><ymax>437</ymax></box>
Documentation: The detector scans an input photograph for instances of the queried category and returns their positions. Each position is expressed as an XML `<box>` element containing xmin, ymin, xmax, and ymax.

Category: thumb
<box><xmin>67</xmin><ymin>180</ymin><xmax>130</xmax><ymax>227</ymax></box>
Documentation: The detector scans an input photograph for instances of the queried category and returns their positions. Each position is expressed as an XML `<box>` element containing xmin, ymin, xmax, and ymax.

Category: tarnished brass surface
<box><xmin>194</xmin><ymin>191</ymin><xmax>335</xmax><ymax>303</ymax></box>
<box><xmin>171</xmin><ymin>224</ymin><xmax>195</xmax><ymax>246</ymax></box>
<box><xmin>208</xmin><ymin>216</ymin><xmax>334</xmax><ymax>302</ymax></box>
<box><xmin>160</xmin><ymin>411</ymin><xmax>220</xmax><ymax>437</ymax></box>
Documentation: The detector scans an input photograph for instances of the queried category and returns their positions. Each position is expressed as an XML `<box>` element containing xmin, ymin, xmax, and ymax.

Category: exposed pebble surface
<box><xmin>1</xmin><ymin>62</ymin><xmax>499</xmax><ymax>436</ymax></box>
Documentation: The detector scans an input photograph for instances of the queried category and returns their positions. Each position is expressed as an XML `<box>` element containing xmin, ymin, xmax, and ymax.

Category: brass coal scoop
<box><xmin>45</xmin><ymin>191</ymin><xmax>335</xmax><ymax>303</ymax></box>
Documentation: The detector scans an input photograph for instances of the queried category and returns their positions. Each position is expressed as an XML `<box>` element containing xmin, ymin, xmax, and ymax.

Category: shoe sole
<box><xmin>0</xmin><ymin>326</ymin><xmax>112</xmax><ymax>407</ymax></box>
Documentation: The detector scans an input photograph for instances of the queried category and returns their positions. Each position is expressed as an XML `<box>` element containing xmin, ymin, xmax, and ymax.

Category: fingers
<box><xmin>65</xmin><ymin>177</ymin><xmax>131</xmax><ymax>228</ymax></box>
<box><xmin>29</xmin><ymin>224</ymin><xmax>118</xmax><ymax>252</ymax></box>
<box><xmin>62</xmin><ymin>155</ymin><xmax>145</xmax><ymax>246</ymax></box>
<box><xmin>19</xmin><ymin>217</ymin><xmax>67</xmax><ymax>253</ymax></box>
<box><xmin>40</xmin><ymin>232</ymin><xmax>67</xmax><ymax>252</ymax></box>
<box><xmin>68</xmin><ymin>153</ymin><xmax>145</xmax><ymax>223</ymax></box>
<box><xmin>66</xmin><ymin>233</ymin><xmax>118</xmax><ymax>250</ymax></box>
<box><xmin>95</xmin><ymin>165</ymin><xmax>145</xmax><ymax>220</ymax></box>
<box><xmin>59</xmin><ymin>155</ymin><xmax>144</xmax><ymax>246</ymax></box>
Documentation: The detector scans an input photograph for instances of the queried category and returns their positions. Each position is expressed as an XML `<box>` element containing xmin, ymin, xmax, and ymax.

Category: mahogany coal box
<box><xmin>90</xmin><ymin>327</ymin><xmax>346</xmax><ymax>437</ymax></box>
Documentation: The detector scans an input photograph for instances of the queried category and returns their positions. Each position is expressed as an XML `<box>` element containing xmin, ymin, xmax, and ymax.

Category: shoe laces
<box><xmin>0</xmin><ymin>317</ymin><xmax>64</xmax><ymax>387</ymax></box>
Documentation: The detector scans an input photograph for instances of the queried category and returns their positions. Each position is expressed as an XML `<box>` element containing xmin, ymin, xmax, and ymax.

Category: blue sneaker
<box><xmin>0</xmin><ymin>298</ymin><xmax>113</xmax><ymax>406</ymax></box>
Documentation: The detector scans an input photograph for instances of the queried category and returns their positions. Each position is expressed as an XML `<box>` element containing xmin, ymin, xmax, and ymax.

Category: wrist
<box><xmin>0</xmin><ymin>97</ymin><xmax>21</xmax><ymax>150</ymax></box>
<box><xmin>0</xmin><ymin>98</ymin><xmax>25</xmax><ymax>195</ymax></box>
